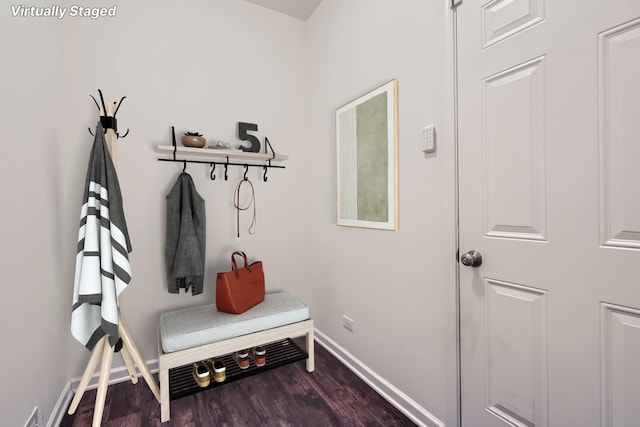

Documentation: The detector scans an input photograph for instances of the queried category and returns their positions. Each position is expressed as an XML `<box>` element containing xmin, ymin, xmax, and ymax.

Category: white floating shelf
<box><xmin>157</xmin><ymin>145</ymin><xmax>288</xmax><ymax>163</ymax></box>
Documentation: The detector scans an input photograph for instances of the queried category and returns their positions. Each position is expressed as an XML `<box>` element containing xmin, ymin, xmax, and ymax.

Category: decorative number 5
<box><xmin>238</xmin><ymin>122</ymin><xmax>260</xmax><ymax>153</ymax></box>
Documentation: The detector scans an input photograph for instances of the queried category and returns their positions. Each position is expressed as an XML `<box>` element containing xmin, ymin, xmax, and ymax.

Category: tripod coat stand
<box><xmin>68</xmin><ymin>93</ymin><xmax>160</xmax><ymax>426</ymax></box>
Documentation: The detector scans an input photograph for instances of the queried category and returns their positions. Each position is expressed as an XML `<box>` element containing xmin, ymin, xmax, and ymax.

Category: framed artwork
<box><xmin>336</xmin><ymin>78</ymin><xmax>398</xmax><ymax>231</ymax></box>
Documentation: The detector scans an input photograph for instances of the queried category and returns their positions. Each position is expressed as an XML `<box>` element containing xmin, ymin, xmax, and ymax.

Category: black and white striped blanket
<box><xmin>71</xmin><ymin>123</ymin><xmax>132</xmax><ymax>351</ymax></box>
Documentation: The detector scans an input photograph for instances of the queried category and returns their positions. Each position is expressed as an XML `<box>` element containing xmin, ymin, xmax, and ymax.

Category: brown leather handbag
<box><xmin>216</xmin><ymin>251</ymin><xmax>265</xmax><ymax>314</ymax></box>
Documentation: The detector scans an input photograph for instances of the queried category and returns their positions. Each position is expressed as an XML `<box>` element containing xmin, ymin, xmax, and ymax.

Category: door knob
<box><xmin>461</xmin><ymin>250</ymin><xmax>482</xmax><ymax>267</ymax></box>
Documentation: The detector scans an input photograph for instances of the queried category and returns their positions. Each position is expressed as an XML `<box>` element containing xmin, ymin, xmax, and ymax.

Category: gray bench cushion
<box><xmin>160</xmin><ymin>291</ymin><xmax>309</xmax><ymax>353</ymax></box>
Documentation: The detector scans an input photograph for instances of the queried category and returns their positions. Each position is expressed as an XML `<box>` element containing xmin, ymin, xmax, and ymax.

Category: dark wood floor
<box><xmin>60</xmin><ymin>341</ymin><xmax>416</xmax><ymax>426</ymax></box>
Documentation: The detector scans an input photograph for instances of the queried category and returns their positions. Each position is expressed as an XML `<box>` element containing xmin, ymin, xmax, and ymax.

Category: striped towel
<box><xmin>71</xmin><ymin>122</ymin><xmax>132</xmax><ymax>351</ymax></box>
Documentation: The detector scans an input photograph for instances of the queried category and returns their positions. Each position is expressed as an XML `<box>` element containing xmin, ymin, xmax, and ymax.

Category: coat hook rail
<box><xmin>157</xmin><ymin>158</ymin><xmax>285</xmax><ymax>170</ymax></box>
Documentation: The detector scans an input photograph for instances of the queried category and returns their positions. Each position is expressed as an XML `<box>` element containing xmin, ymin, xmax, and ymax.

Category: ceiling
<box><xmin>244</xmin><ymin>0</ymin><xmax>322</xmax><ymax>20</ymax></box>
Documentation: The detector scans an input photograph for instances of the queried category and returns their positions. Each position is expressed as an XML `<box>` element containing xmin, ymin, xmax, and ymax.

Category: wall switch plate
<box><xmin>421</xmin><ymin>125</ymin><xmax>436</xmax><ymax>153</ymax></box>
<box><xmin>342</xmin><ymin>315</ymin><xmax>354</xmax><ymax>332</ymax></box>
<box><xmin>25</xmin><ymin>407</ymin><xmax>38</xmax><ymax>427</ymax></box>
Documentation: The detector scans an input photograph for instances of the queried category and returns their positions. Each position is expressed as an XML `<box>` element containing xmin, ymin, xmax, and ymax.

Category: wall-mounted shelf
<box><xmin>156</xmin><ymin>145</ymin><xmax>289</xmax><ymax>163</ymax></box>
<box><xmin>157</xmin><ymin>126</ymin><xmax>288</xmax><ymax>181</ymax></box>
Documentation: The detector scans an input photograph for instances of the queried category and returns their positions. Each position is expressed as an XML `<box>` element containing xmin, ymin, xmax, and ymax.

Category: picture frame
<box><xmin>336</xmin><ymin>78</ymin><xmax>398</xmax><ymax>231</ymax></box>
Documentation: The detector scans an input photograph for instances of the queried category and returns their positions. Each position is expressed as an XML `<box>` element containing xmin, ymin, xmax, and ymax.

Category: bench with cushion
<box><xmin>157</xmin><ymin>291</ymin><xmax>314</xmax><ymax>422</ymax></box>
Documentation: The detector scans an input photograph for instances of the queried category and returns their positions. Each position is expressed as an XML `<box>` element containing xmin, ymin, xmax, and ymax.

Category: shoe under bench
<box><xmin>157</xmin><ymin>292</ymin><xmax>314</xmax><ymax>423</ymax></box>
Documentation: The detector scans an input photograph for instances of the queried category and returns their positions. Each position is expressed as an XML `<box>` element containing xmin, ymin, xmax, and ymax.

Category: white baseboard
<box><xmin>68</xmin><ymin>358</ymin><xmax>159</xmax><ymax>392</ymax></box>
<box><xmin>46</xmin><ymin>381</ymin><xmax>72</xmax><ymax>427</ymax></box>
<box><xmin>314</xmin><ymin>329</ymin><xmax>445</xmax><ymax>427</ymax></box>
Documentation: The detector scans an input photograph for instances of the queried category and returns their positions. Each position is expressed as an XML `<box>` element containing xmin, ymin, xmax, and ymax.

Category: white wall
<box><xmin>305</xmin><ymin>0</ymin><xmax>456</xmax><ymax>425</ymax></box>
<box><xmin>1</xmin><ymin>1</ymin><xmax>456</xmax><ymax>425</ymax></box>
<box><xmin>2</xmin><ymin>0</ymin><xmax>309</xmax><ymax>424</ymax></box>
<box><xmin>0</xmin><ymin>9</ymin><xmax>69</xmax><ymax>427</ymax></box>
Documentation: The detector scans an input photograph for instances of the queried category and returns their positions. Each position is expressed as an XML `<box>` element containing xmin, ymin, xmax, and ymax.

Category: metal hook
<box><xmin>243</xmin><ymin>164</ymin><xmax>249</xmax><ymax>181</ymax></box>
<box><xmin>210</xmin><ymin>163</ymin><xmax>216</xmax><ymax>181</ymax></box>
<box><xmin>90</xmin><ymin>95</ymin><xmax>101</xmax><ymax>111</ymax></box>
<box><xmin>224</xmin><ymin>157</ymin><xmax>229</xmax><ymax>181</ymax></box>
<box><xmin>263</xmin><ymin>165</ymin><xmax>268</xmax><ymax>182</ymax></box>
<box><xmin>113</xmin><ymin>96</ymin><xmax>126</xmax><ymax>117</ymax></box>
<box><xmin>182</xmin><ymin>160</ymin><xmax>187</xmax><ymax>173</ymax></box>
<box><xmin>97</xmin><ymin>89</ymin><xmax>108</xmax><ymax>115</ymax></box>
<box><xmin>117</xmin><ymin>128</ymin><xmax>130</xmax><ymax>139</ymax></box>
<box><xmin>89</xmin><ymin>94</ymin><xmax>101</xmax><ymax>136</ymax></box>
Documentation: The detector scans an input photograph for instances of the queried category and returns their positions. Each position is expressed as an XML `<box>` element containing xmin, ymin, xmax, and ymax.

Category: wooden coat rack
<box><xmin>68</xmin><ymin>90</ymin><xmax>160</xmax><ymax>426</ymax></box>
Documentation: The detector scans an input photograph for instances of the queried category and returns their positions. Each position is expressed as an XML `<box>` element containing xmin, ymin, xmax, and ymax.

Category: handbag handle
<box><xmin>231</xmin><ymin>251</ymin><xmax>251</xmax><ymax>277</ymax></box>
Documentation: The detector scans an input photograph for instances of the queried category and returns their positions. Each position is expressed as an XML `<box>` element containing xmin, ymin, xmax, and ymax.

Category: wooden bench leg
<box><xmin>306</xmin><ymin>327</ymin><xmax>315</xmax><ymax>372</ymax></box>
<box><xmin>160</xmin><ymin>363</ymin><xmax>170</xmax><ymax>423</ymax></box>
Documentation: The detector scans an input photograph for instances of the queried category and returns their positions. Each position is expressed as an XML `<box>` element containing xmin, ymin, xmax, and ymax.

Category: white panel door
<box><xmin>457</xmin><ymin>1</ymin><xmax>640</xmax><ymax>426</ymax></box>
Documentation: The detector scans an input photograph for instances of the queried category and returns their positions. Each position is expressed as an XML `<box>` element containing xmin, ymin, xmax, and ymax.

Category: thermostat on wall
<box><xmin>421</xmin><ymin>125</ymin><xmax>436</xmax><ymax>153</ymax></box>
